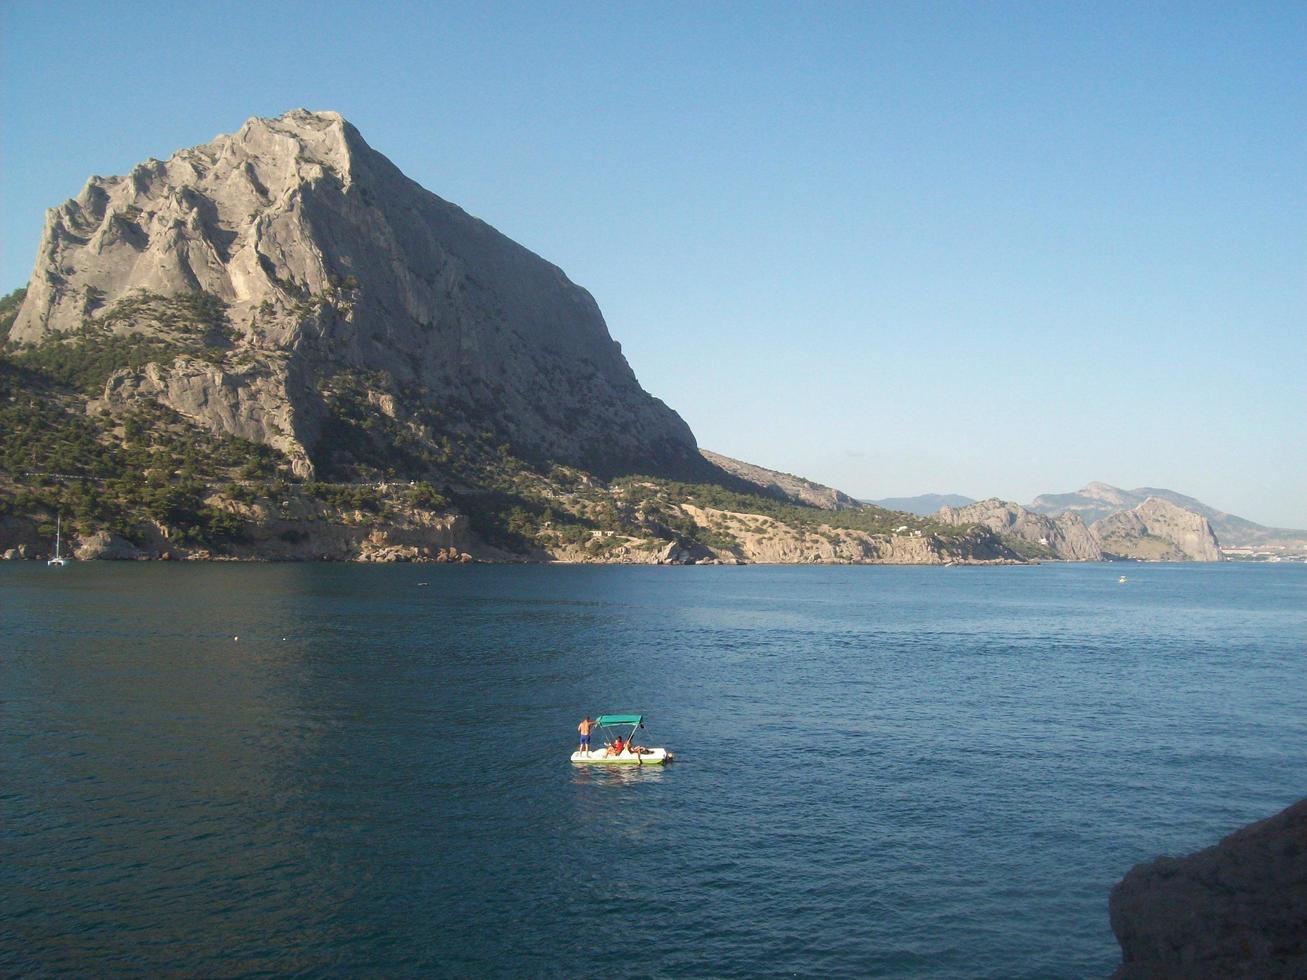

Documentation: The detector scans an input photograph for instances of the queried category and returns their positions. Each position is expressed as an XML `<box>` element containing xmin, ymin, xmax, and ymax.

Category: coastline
<box><xmin>1</xmin><ymin>508</ymin><xmax>1024</xmax><ymax>566</ymax></box>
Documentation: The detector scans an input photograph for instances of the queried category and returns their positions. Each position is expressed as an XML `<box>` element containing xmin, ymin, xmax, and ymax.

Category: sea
<box><xmin>2</xmin><ymin>562</ymin><xmax>1303</xmax><ymax>977</ymax></box>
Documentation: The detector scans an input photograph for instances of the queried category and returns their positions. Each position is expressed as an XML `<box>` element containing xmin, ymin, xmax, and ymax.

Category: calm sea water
<box><xmin>2</xmin><ymin>562</ymin><xmax>1304</xmax><ymax>977</ymax></box>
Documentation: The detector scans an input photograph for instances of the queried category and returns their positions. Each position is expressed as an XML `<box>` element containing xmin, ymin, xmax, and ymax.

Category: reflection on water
<box><xmin>2</xmin><ymin>562</ymin><xmax>1304</xmax><ymax>977</ymax></box>
<box><xmin>571</xmin><ymin>763</ymin><xmax>669</xmax><ymax>787</ymax></box>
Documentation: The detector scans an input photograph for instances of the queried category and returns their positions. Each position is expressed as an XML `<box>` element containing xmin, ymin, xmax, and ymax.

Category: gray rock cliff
<box><xmin>1092</xmin><ymin>497</ymin><xmax>1221</xmax><ymax>561</ymax></box>
<box><xmin>1110</xmin><ymin>797</ymin><xmax>1307</xmax><ymax>978</ymax></box>
<box><xmin>935</xmin><ymin>498</ymin><xmax>1102</xmax><ymax>560</ymax></box>
<box><xmin>11</xmin><ymin>109</ymin><xmax>701</xmax><ymax>480</ymax></box>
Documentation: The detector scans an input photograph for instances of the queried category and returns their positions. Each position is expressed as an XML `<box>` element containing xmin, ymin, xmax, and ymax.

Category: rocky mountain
<box><xmin>868</xmin><ymin>493</ymin><xmax>975</xmax><ymax>516</ymax></box>
<box><xmin>1093</xmin><ymin>497</ymin><xmax>1221</xmax><ymax>562</ymax></box>
<box><xmin>935</xmin><ymin>498</ymin><xmax>1102</xmax><ymax>561</ymax></box>
<box><xmin>0</xmin><ymin>110</ymin><xmax>1015</xmax><ymax>565</ymax></box>
<box><xmin>1029</xmin><ymin>482</ymin><xmax>1305</xmax><ymax>551</ymax></box>
<box><xmin>1110</xmin><ymin>796</ymin><xmax>1307</xmax><ymax>978</ymax></box>
<box><xmin>1028</xmin><ymin>481</ymin><xmax>1140</xmax><ymax>525</ymax></box>
<box><xmin>929</xmin><ymin>495</ymin><xmax>1224</xmax><ymax>562</ymax></box>
<box><xmin>701</xmin><ymin>450</ymin><xmax>861</xmax><ymax>510</ymax></box>
<box><xmin>9</xmin><ymin>109</ymin><xmax>703</xmax><ymax>482</ymax></box>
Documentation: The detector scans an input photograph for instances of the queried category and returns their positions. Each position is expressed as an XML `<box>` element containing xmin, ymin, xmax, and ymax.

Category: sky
<box><xmin>3</xmin><ymin>1</ymin><xmax>1304</xmax><ymax>526</ymax></box>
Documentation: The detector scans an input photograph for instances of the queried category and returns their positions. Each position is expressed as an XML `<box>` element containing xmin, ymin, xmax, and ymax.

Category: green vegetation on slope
<box><xmin>0</xmin><ymin>358</ymin><xmax>291</xmax><ymax>547</ymax></box>
<box><xmin>0</xmin><ymin>287</ymin><xmax>26</xmax><ymax>345</ymax></box>
<box><xmin>997</xmin><ymin>536</ymin><xmax>1058</xmax><ymax>561</ymax></box>
<box><xmin>1</xmin><ymin>286</ymin><xmax>999</xmax><ymax>560</ymax></box>
<box><xmin>613</xmin><ymin>477</ymin><xmax>973</xmax><ymax>540</ymax></box>
<box><xmin>9</xmin><ymin>290</ymin><xmax>235</xmax><ymax>394</ymax></box>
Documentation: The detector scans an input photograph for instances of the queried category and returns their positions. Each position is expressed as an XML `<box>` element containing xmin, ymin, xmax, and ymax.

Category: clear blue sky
<box><xmin>4</xmin><ymin>1</ymin><xmax>1304</xmax><ymax>526</ymax></box>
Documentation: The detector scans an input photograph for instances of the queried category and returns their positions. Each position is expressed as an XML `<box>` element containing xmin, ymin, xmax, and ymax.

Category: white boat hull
<box><xmin>570</xmin><ymin>747</ymin><xmax>673</xmax><ymax>765</ymax></box>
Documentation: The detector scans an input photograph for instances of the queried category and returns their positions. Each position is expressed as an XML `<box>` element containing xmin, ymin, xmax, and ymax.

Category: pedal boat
<box><xmin>570</xmin><ymin>714</ymin><xmax>673</xmax><ymax>765</ymax></box>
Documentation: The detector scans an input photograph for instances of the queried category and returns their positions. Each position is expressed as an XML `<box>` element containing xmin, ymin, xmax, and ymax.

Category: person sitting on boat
<box><xmin>606</xmin><ymin>736</ymin><xmax>625</xmax><ymax>756</ymax></box>
<box><xmin>577</xmin><ymin>715</ymin><xmax>593</xmax><ymax>754</ymax></box>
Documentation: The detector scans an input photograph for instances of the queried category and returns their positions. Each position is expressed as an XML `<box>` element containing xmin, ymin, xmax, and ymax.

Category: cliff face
<box><xmin>10</xmin><ymin>109</ymin><xmax>700</xmax><ymax>480</ymax></box>
<box><xmin>1110</xmin><ymin>797</ymin><xmax>1307</xmax><ymax>979</ymax></box>
<box><xmin>936</xmin><ymin>498</ymin><xmax>1102</xmax><ymax>560</ymax></box>
<box><xmin>1093</xmin><ymin>497</ymin><xmax>1221</xmax><ymax>561</ymax></box>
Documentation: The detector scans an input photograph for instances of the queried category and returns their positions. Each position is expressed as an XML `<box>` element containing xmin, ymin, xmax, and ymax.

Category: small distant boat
<box><xmin>48</xmin><ymin>514</ymin><xmax>69</xmax><ymax>567</ymax></box>
<box><xmin>1119</xmin><ymin>575</ymin><xmax>1127</xmax><ymax>584</ymax></box>
<box><xmin>571</xmin><ymin>713</ymin><xmax>673</xmax><ymax>765</ymax></box>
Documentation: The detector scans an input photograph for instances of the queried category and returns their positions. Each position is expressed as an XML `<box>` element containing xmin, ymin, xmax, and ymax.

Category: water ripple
<box><xmin>2</xmin><ymin>562</ymin><xmax>1304</xmax><ymax>976</ymax></box>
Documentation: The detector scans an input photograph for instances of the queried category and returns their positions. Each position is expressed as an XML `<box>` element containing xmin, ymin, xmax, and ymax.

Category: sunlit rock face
<box><xmin>1093</xmin><ymin>497</ymin><xmax>1222</xmax><ymax>561</ymax></box>
<box><xmin>12</xmin><ymin>109</ymin><xmax>700</xmax><ymax>479</ymax></box>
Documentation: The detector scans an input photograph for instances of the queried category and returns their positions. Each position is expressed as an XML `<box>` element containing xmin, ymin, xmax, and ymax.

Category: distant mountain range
<box><xmin>1026</xmin><ymin>483</ymin><xmax>1307</xmax><ymax>549</ymax></box>
<box><xmin>872</xmin><ymin>483</ymin><xmax>1307</xmax><ymax>554</ymax></box>
<box><xmin>867</xmin><ymin>494</ymin><xmax>976</xmax><ymax>516</ymax></box>
<box><xmin>933</xmin><ymin>495</ymin><xmax>1224</xmax><ymax>562</ymax></box>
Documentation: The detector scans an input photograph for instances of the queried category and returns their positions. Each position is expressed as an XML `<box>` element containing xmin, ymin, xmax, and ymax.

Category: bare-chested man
<box><xmin>577</xmin><ymin>715</ymin><xmax>594</xmax><ymax>754</ymax></box>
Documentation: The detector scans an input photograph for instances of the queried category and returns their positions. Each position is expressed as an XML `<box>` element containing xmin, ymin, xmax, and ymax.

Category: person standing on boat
<box><xmin>577</xmin><ymin>715</ymin><xmax>594</xmax><ymax>754</ymax></box>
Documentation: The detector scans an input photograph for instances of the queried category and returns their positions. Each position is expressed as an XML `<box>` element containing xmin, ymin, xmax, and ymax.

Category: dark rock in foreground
<box><xmin>1109</xmin><ymin>797</ymin><xmax>1307</xmax><ymax>978</ymax></box>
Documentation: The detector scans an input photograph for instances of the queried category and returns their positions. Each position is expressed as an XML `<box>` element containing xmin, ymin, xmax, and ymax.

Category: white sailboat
<box><xmin>48</xmin><ymin>514</ymin><xmax>69</xmax><ymax>567</ymax></box>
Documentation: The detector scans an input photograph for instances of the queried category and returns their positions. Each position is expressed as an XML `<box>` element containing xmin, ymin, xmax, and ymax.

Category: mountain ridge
<box><xmin>701</xmin><ymin>450</ymin><xmax>861</xmax><ymax>511</ymax></box>
<box><xmin>867</xmin><ymin>493</ymin><xmax>975</xmax><ymax>515</ymax></box>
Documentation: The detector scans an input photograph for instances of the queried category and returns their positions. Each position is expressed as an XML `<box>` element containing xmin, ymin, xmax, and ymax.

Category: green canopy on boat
<box><xmin>594</xmin><ymin>714</ymin><xmax>643</xmax><ymax>727</ymax></box>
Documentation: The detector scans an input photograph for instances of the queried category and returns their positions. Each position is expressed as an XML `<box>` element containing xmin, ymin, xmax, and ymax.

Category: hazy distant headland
<box><xmin>873</xmin><ymin>486</ymin><xmax>1307</xmax><ymax>563</ymax></box>
<box><xmin>1</xmin><ymin>111</ymin><xmax>1301</xmax><ymax>565</ymax></box>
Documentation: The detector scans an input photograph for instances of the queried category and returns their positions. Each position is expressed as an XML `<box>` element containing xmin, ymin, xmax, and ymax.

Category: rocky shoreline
<box><xmin>1</xmin><ymin>510</ymin><xmax>1021</xmax><ymax>565</ymax></box>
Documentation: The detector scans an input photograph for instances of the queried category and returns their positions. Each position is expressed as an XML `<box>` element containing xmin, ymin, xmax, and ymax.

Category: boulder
<box><xmin>656</xmin><ymin>541</ymin><xmax>714</xmax><ymax>564</ymax></box>
<box><xmin>74</xmin><ymin>531</ymin><xmax>142</xmax><ymax>560</ymax></box>
<box><xmin>1110</xmin><ymin>797</ymin><xmax>1307</xmax><ymax>978</ymax></box>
